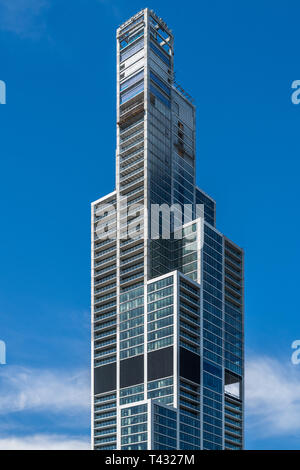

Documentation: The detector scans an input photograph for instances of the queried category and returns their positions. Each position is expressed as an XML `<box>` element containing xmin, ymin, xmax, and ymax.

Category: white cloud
<box><xmin>1</xmin><ymin>357</ymin><xmax>300</xmax><ymax>447</ymax></box>
<box><xmin>0</xmin><ymin>366</ymin><xmax>91</xmax><ymax>450</ymax></box>
<box><xmin>246</xmin><ymin>356</ymin><xmax>300</xmax><ymax>436</ymax></box>
<box><xmin>0</xmin><ymin>366</ymin><xmax>90</xmax><ymax>415</ymax></box>
<box><xmin>0</xmin><ymin>0</ymin><xmax>49</xmax><ymax>37</ymax></box>
<box><xmin>0</xmin><ymin>434</ymin><xmax>90</xmax><ymax>450</ymax></box>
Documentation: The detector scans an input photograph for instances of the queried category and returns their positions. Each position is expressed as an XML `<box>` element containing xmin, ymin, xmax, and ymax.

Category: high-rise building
<box><xmin>91</xmin><ymin>8</ymin><xmax>244</xmax><ymax>451</ymax></box>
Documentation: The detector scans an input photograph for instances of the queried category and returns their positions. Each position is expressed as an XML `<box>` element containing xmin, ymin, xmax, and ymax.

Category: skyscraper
<box><xmin>91</xmin><ymin>8</ymin><xmax>244</xmax><ymax>451</ymax></box>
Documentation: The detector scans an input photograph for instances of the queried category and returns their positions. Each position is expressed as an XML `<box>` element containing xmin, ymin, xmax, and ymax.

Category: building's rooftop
<box><xmin>118</xmin><ymin>7</ymin><xmax>172</xmax><ymax>36</ymax></box>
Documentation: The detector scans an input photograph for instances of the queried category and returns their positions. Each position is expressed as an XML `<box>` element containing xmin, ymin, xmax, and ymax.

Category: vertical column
<box><xmin>91</xmin><ymin>203</ymin><xmax>95</xmax><ymax>450</ymax></box>
<box><xmin>143</xmin><ymin>7</ymin><xmax>150</xmax><ymax>412</ymax></box>
<box><xmin>116</xmin><ymin>25</ymin><xmax>121</xmax><ymax>451</ymax></box>
<box><xmin>174</xmin><ymin>272</ymin><xmax>180</xmax><ymax>449</ymax></box>
<box><xmin>200</xmin><ymin>233</ymin><xmax>204</xmax><ymax>450</ymax></box>
<box><xmin>221</xmin><ymin>236</ymin><xmax>225</xmax><ymax>450</ymax></box>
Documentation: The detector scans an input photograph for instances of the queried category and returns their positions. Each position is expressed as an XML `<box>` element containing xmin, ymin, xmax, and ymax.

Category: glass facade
<box><xmin>91</xmin><ymin>8</ymin><xmax>244</xmax><ymax>451</ymax></box>
<box><xmin>153</xmin><ymin>404</ymin><xmax>177</xmax><ymax>450</ymax></box>
<box><xmin>121</xmin><ymin>404</ymin><xmax>148</xmax><ymax>450</ymax></box>
<box><xmin>147</xmin><ymin>276</ymin><xmax>174</xmax><ymax>353</ymax></box>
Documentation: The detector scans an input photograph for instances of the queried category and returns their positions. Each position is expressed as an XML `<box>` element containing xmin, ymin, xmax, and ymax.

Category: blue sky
<box><xmin>0</xmin><ymin>0</ymin><xmax>300</xmax><ymax>450</ymax></box>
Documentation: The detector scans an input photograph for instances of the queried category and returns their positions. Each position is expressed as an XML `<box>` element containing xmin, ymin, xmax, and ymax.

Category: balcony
<box><xmin>120</xmin><ymin>242</ymin><xmax>144</xmax><ymax>259</ymax></box>
<box><xmin>180</xmin><ymin>320</ymin><xmax>199</xmax><ymax>336</ymax></box>
<box><xmin>94</xmin><ymin>291</ymin><xmax>117</xmax><ymax>307</ymax></box>
<box><xmin>180</xmin><ymin>291</ymin><xmax>200</xmax><ymax>309</ymax></box>
<box><xmin>94</xmin><ymin>219</ymin><xmax>117</xmax><ymax>234</ymax></box>
<box><xmin>94</xmin><ymin>301</ymin><xmax>116</xmax><ymax>314</ymax></box>
<box><xmin>120</xmin><ymin>128</ymin><xmax>144</xmax><ymax>148</ymax></box>
<box><xmin>94</xmin><ymin>226</ymin><xmax>117</xmax><ymax>242</ymax></box>
<box><xmin>120</xmin><ymin>214</ymin><xmax>144</xmax><ymax>230</ymax></box>
<box><xmin>94</xmin><ymin>245</ymin><xmax>116</xmax><ymax>261</ymax></box>
<box><xmin>119</xmin><ymin>237</ymin><xmax>143</xmax><ymax>254</ymax></box>
<box><xmin>225</xmin><ymin>281</ymin><xmax>241</xmax><ymax>296</ymax></box>
<box><xmin>180</xmin><ymin>340</ymin><xmax>199</xmax><ymax>355</ymax></box>
<box><xmin>94</xmin><ymin>282</ymin><xmax>116</xmax><ymax>296</ymax></box>
<box><xmin>120</xmin><ymin>175</ymin><xmax>144</xmax><ymax>194</ymax></box>
<box><xmin>94</xmin><ymin>254</ymin><xmax>116</xmax><ymax>269</ymax></box>
<box><xmin>225</xmin><ymin>290</ymin><xmax>242</xmax><ymax>307</ymax></box>
<box><xmin>94</xmin><ymin>200</ymin><xmax>116</xmax><ymax>215</ymax></box>
<box><xmin>94</xmin><ymin>238</ymin><xmax>116</xmax><ymax>253</ymax></box>
<box><xmin>94</xmin><ymin>347</ymin><xmax>116</xmax><ymax>359</ymax></box>
<box><xmin>94</xmin><ymin>420</ymin><xmax>116</xmax><ymax>430</ymax></box>
<box><xmin>94</xmin><ymin>319</ymin><xmax>116</xmax><ymax>332</ymax></box>
<box><xmin>94</xmin><ymin>338</ymin><xmax>117</xmax><ymax>350</ymax></box>
<box><xmin>118</xmin><ymin>94</ymin><xmax>144</xmax><ymax>127</ymax></box>
<box><xmin>120</xmin><ymin>147</ymin><xmax>144</xmax><ymax>166</ymax></box>
<box><xmin>180</xmin><ymin>310</ymin><xmax>200</xmax><ymax>326</ymax></box>
<box><xmin>120</xmin><ymin>156</ymin><xmax>144</xmax><ymax>175</ymax></box>
<box><xmin>94</xmin><ymin>328</ymin><xmax>116</xmax><ymax>341</ymax></box>
<box><xmin>121</xmin><ymin>261</ymin><xmax>143</xmax><ymax>275</ymax></box>
<box><xmin>94</xmin><ymin>273</ymin><xmax>116</xmax><ymax>288</ymax></box>
<box><xmin>119</xmin><ymin>138</ymin><xmax>144</xmax><ymax>158</ymax></box>
<box><xmin>119</xmin><ymin>167</ymin><xmax>144</xmax><ymax>185</ymax></box>
<box><xmin>225</xmin><ymin>261</ymin><xmax>241</xmax><ymax>277</ymax></box>
<box><xmin>180</xmin><ymin>281</ymin><xmax>200</xmax><ymax>298</ymax></box>
<box><xmin>225</xmin><ymin>270</ymin><xmax>242</xmax><ymax>286</ymax></box>
<box><xmin>225</xmin><ymin>244</ymin><xmax>242</xmax><ymax>260</ymax></box>
<box><xmin>119</xmin><ymin>271</ymin><xmax>144</xmax><ymax>287</ymax></box>
<box><xmin>180</xmin><ymin>300</ymin><xmax>199</xmax><ymax>316</ymax></box>
<box><xmin>225</xmin><ymin>255</ymin><xmax>242</xmax><ymax>272</ymax></box>
<box><xmin>121</xmin><ymin>184</ymin><xmax>144</xmax><ymax>200</ymax></box>
<box><xmin>120</xmin><ymin>253</ymin><xmax>144</xmax><ymax>267</ymax></box>
<box><xmin>94</xmin><ymin>264</ymin><xmax>116</xmax><ymax>278</ymax></box>
<box><xmin>94</xmin><ymin>356</ymin><xmax>116</xmax><ymax>368</ymax></box>
<box><xmin>94</xmin><ymin>314</ymin><xmax>117</xmax><ymax>329</ymax></box>
<box><xmin>119</xmin><ymin>118</ymin><xmax>144</xmax><ymax>139</ymax></box>
<box><xmin>180</xmin><ymin>329</ymin><xmax>200</xmax><ymax>347</ymax></box>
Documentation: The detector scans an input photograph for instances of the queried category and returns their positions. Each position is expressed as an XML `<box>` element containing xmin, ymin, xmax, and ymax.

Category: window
<box><xmin>120</xmin><ymin>70</ymin><xmax>144</xmax><ymax>92</ymax></box>
<box><xmin>225</xmin><ymin>371</ymin><xmax>241</xmax><ymax>399</ymax></box>
<box><xmin>150</xmin><ymin>93</ymin><xmax>156</xmax><ymax>105</ymax></box>
<box><xmin>150</xmin><ymin>41</ymin><xmax>171</xmax><ymax>66</ymax></box>
<box><xmin>203</xmin><ymin>373</ymin><xmax>222</xmax><ymax>394</ymax></box>
<box><xmin>120</xmin><ymin>38</ymin><xmax>144</xmax><ymax>62</ymax></box>
<box><xmin>203</xmin><ymin>360</ymin><xmax>222</xmax><ymax>378</ymax></box>
<box><xmin>150</xmin><ymin>85</ymin><xmax>170</xmax><ymax>108</ymax></box>
<box><xmin>173</xmin><ymin>101</ymin><xmax>179</xmax><ymax>114</ymax></box>
<box><xmin>120</xmin><ymin>30</ymin><xmax>144</xmax><ymax>51</ymax></box>
<box><xmin>120</xmin><ymin>82</ymin><xmax>144</xmax><ymax>104</ymax></box>
<box><xmin>150</xmin><ymin>71</ymin><xmax>171</xmax><ymax>96</ymax></box>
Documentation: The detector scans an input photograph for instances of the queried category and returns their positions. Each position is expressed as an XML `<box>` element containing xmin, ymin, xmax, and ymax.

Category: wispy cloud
<box><xmin>246</xmin><ymin>356</ymin><xmax>300</xmax><ymax>436</ymax></box>
<box><xmin>0</xmin><ymin>366</ymin><xmax>90</xmax><ymax>415</ymax></box>
<box><xmin>0</xmin><ymin>434</ymin><xmax>90</xmax><ymax>450</ymax></box>
<box><xmin>0</xmin><ymin>366</ymin><xmax>90</xmax><ymax>449</ymax></box>
<box><xmin>1</xmin><ymin>357</ymin><xmax>300</xmax><ymax>448</ymax></box>
<box><xmin>0</xmin><ymin>0</ymin><xmax>49</xmax><ymax>38</ymax></box>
